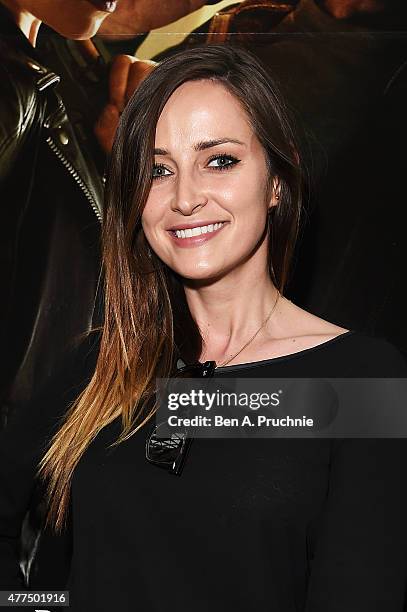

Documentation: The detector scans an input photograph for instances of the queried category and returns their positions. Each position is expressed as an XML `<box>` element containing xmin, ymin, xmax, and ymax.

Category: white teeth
<box><xmin>174</xmin><ymin>222</ymin><xmax>224</xmax><ymax>239</ymax></box>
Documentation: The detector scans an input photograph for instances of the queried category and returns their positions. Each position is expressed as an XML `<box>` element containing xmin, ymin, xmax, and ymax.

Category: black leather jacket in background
<box><xmin>0</xmin><ymin>5</ymin><xmax>103</xmax><ymax>420</ymax></box>
<box><xmin>0</xmin><ymin>5</ymin><xmax>104</xmax><ymax>588</ymax></box>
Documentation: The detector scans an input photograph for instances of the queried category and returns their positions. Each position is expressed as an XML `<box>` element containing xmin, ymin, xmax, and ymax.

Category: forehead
<box><xmin>155</xmin><ymin>80</ymin><xmax>254</xmax><ymax>147</ymax></box>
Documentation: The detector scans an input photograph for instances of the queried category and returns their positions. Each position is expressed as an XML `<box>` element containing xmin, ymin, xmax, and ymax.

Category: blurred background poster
<box><xmin>1</xmin><ymin>0</ymin><xmax>407</xmax><ymax>593</ymax></box>
<box><xmin>36</xmin><ymin>0</ymin><xmax>407</xmax><ymax>357</ymax></box>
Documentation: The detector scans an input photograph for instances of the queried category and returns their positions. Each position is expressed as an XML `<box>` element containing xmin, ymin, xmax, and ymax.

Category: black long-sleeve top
<box><xmin>1</xmin><ymin>330</ymin><xmax>407</xmax><ymax>611</ymax></box>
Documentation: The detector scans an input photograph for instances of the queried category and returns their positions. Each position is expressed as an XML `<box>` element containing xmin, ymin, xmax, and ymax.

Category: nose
<box><xmin>170</xmin><ymin>170</ymin><xmax>208</xmax><ymax>215</ymax></box>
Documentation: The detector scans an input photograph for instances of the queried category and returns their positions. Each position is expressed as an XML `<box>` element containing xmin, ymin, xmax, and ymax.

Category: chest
<box><xmin>73</xmin><ymin>423</ymin><xmax>332</xmax><ymax>532</ymax></box>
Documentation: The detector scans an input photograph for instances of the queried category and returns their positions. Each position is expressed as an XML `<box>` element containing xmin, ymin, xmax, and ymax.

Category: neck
<box><xmin>1</xmin><ymin>1</ymin><xmax>41</xmax><ymax>46</ymax></box>
<box><xmin>183</xmin><ymin>258</ymin><xmax>282</xmax><ymax>364</ymax></box>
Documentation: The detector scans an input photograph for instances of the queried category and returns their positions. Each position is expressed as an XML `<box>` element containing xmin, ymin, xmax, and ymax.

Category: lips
<box><xmin>167</xmin><ymin>220</ymin><xmax>227</xmax><ymax>232</ymax></box>
<box><xmin>86</xmin><ymin>0</ymin><xmax>117</xmax><ymax>13</ymax></box>
<box><xmin>167</xmin><ymin>222</ymin><xmax>227</xmax><ymax>249</ymax></box>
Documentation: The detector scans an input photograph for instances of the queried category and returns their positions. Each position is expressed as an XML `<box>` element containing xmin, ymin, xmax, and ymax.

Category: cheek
<box><xmin>140</xmin><ymin>210</ymin><xmax>154</xmax><ymax>241</ymax></box>
<box><xmin>228</xmin><ymin>176</ymin><xmax>270</xmax><ymax>224</ymax></box>
<box><xmin>141</xmin><ymin>200</ymin><xmax>164</xmax><ymax>249</ymax></box>
<box><xmin>43</xmin><ymin>4</ymin><xmax>106</xmax><ymax>38</ymax></box>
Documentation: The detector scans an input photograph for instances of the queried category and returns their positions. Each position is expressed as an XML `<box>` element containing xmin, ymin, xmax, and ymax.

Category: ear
<box><xmin>268</xmin><ymin>176</ymin><xmax>281</xmax><ymax>211</ymax></box>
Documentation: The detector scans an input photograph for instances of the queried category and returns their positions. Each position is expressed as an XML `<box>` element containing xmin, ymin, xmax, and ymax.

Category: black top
<box><xmin>2</xmin><ymin>331</ymin><xmax>407</xmax><ymax>612</ymax></box>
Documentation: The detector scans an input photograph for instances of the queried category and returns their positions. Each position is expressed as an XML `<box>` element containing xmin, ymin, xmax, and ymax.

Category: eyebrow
<box><xmin>154</xmin><ymin>138</ymin><xmax>246</xmax><ymax>156</ymax></box>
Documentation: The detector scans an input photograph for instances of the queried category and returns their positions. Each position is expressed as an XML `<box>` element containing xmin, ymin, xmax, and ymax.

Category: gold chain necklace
<box><xmin>215</xmin><ymin>290</ymin><xmax>281</xmax><ymax>368</ymax></box>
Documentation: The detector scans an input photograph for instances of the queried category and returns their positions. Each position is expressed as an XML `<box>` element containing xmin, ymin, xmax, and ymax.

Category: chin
<box><xmin>173</xmin><ymin>264</ymin><xmax>228</xmax><ymax>284</ymax></box>
<box><xmin>52</xmin><ymin>17</ymin><xmax>105</xmax><ymax>40</ymax></box>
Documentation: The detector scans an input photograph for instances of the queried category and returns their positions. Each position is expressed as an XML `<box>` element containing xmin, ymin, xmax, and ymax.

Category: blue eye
<box><xmin>207</xmin><ymin>154</ymin><xmax>240</xmax><ymax>171</ymax></box>
<box><xmin>152</xmin><ymin>164</ymin><xmax>172</xmax><ymax>179</ymax></box>
<box><xmin>152</xmin><ymin>154</ymin><xmax>240</xmax><ymax>179</ymax></box>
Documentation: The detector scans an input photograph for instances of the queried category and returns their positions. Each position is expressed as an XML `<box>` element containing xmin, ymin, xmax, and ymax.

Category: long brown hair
<box><xmin>39</xmin><ymin>44</ymin><xmax>303</xmax><ymax>532</ymax></box>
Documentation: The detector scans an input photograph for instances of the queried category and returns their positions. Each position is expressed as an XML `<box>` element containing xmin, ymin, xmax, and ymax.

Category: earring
<box><xmin>272</xmin><ymin>177</ymin><xmax>281</xmax><ymax>204</ymax></box>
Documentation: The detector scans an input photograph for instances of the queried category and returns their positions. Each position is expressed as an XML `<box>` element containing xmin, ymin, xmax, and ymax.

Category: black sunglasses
<box><xmin>145</xmin><ymin>360</ymin><xmax>216</xmax><ymax>475</ymax></box>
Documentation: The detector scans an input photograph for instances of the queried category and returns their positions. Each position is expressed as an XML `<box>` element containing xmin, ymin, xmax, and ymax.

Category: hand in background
<box><xmin>94</xmin><ymin>54</ymin><xmax>156</xmax><ymax>154</ymax></box>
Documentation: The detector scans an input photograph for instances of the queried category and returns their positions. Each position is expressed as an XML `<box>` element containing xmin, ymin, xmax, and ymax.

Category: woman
<box><xmin>2</xmin><ymin>44</ymin><xmax>407</xmax><ymax>610</ymax></box>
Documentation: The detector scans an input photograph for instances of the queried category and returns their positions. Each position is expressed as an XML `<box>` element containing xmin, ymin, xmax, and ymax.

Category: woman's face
<box><xmin>141</xmin><ymin>80</ymin><xmax>276</xmax><ymax>282</ymax></box>
<box><xmin>21</xmin><ymin>0</ymin><xmax>116</xmax><ymax>39</ymax></box>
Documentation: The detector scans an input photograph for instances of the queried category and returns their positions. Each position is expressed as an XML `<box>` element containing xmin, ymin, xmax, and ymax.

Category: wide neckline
<box><xmin>214</xmin><ymin>330</ymin><xmax>356</xmax><ymax>372</ymax></box>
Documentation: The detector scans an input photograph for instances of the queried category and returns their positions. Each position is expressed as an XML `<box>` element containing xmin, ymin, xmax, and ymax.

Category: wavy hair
<box><xmin>39</xmin><ymin>44</ymin><xmax>303</xmax><ymax>532</ymax></box>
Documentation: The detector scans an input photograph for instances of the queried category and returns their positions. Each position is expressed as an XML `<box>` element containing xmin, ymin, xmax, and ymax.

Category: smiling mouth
<box><xmin>170</xmin><ymin>222</ymin><xmax>225</xmax><ymax>239</ymax></box>
<box><xmin>166</xmin><ymin>222</ymin><xmax>228</xmax><ymax>248</ymax></box>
